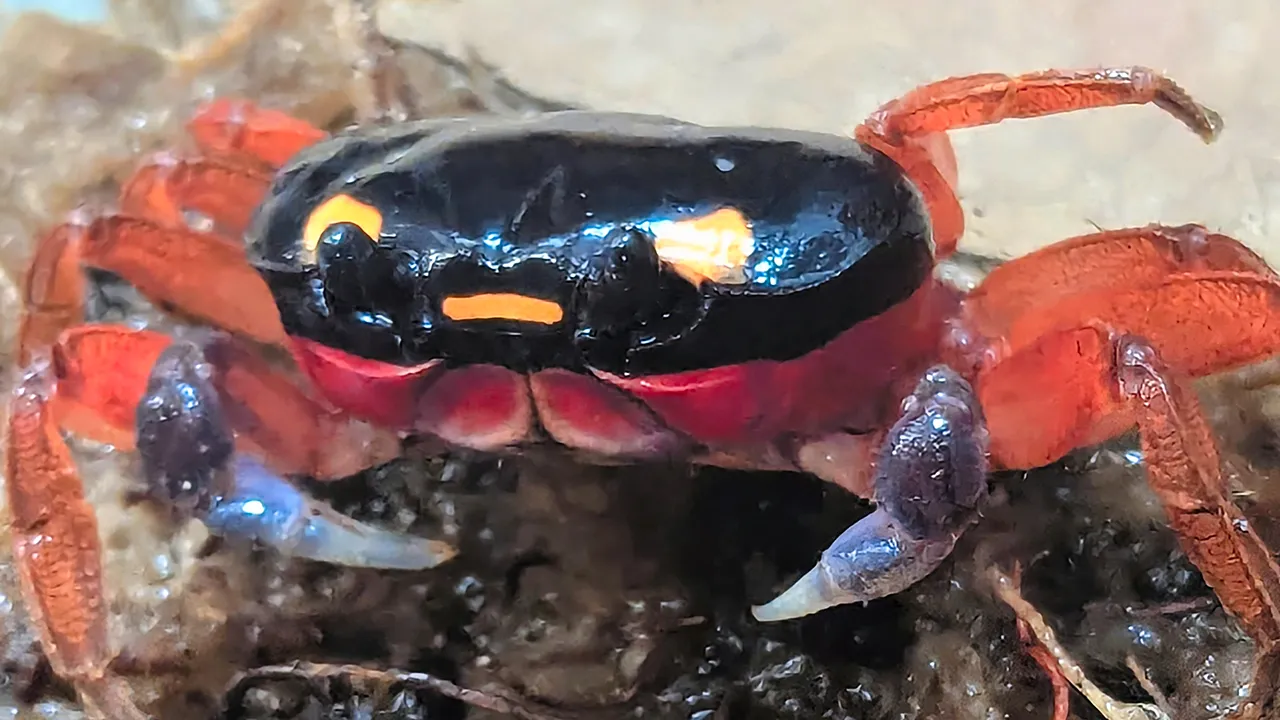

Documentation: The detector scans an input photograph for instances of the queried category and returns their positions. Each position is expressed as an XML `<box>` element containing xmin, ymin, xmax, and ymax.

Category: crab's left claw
<box><xmin>136</xmin><ymin>341</ymin><xmax>457</xmax><ymax>570</ymax></box>
<box><xmin>753</xmin><ymin>366</ymin><xmax>989</xmax><ymax>622</ymax></box>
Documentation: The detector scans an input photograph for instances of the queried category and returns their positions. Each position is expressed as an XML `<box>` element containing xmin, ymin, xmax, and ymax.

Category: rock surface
<box><xmin>378</xmin><ymin>0</ymin><xmax>1280</xmax><ymax>264</ymax></box>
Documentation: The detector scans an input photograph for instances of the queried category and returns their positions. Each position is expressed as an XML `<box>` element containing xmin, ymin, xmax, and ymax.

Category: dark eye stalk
<box><xmin>575</xmin><ymin>228</ymin><xmax>703</xmax><ymax>367</ymax></box>
<box><xmin>313</xmin><ymin>222</ymin><xmax>424</xmax><ymax>363</ymax></box>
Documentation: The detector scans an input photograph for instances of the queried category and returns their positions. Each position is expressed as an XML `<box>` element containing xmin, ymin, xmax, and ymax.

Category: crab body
<box><xmin>12</xmin><ymin>67</ymin><xmax>1280</xmax><ymax>719</ymax></box>
<box><xmin>258</xmin><ymin>113</ymin><xmax>943</xmax><ymax>460</ymax></box>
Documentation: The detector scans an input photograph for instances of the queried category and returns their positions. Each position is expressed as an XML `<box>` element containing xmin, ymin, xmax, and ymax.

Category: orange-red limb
<box><xmin>51</xmin><ymin>327</ymin><xmax>172</xmax><ymax>451</ymax></box>
<box><xmin>852</xmin><ymin>127</ymin><xmax>964</xmax><ymax>259</ymax></box>
<box><xmin>1116</xmin><ymin>335</ymin><xmax>1280</xmax><ymax>658</ymax></box>
<box><xmin>971</xmin><ymin>269</ymin><xmax>1280</xmax><ymax>467</ymax></box>
<box><xmin>855</xmin><ymin>67</ymin><xmax>1222</xmax><ymax>259</ymax></box>
<box><xmin>975</xmin><ymin>326</ymin><xmax>1280</xmax><ymax>655</ymax></box>
<box><xmin>861</xmin><ymin>67</ymin><xmax>1221</xmax><ymax>143</ymax></box>
<box><xmin>186</xmin><ymin>98</ymin><xmax>328</xmax><ymax>170</ymax></box>
<box><xmin>8</xmin><ymin>360</ymin><xmax>156</xmax><ymax>720</ymax></box>
<box><xmin>997</xmin><ymin>271</ymin><xmax>1280</xmax><ymax>380</ymax></box>
<box><xmin>76</xmin><ymin>215</ymin><xmax>286</xmax><ymax>346</ymax></box>
<box><xmin>973</xmin><ymin>326</ymin><xmax>1132</xmax><ymax>471</ymax></box>
<box><xmin>203</xmin><ymin>337</ymin><xmax>402</xmax><ymax>480</ymax></box>
<box><xmin>17</xmin><ymin>224</ymin><xmax>86</xmax><ymax>366</ymax></box>
<box><xmin>960</xmin><ymin>225</ymin><xmax>1276</xmax><ymax>342</ymax></box>
<box><xmin>47</xmin><ymin>326</ymin><xmax>397</xmax><ymax>481</ymax></box>
<box><xmin>119</xmin><ymin>155</ymin><xmax>273</xmax><ymax>237</ymax></box>
<box><xmin>7</xmin><ymin>363</ymin><xmax>109</xmax><ymax>681</ymax></box>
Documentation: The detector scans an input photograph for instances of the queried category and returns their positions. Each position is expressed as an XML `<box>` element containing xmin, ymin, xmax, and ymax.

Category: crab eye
<box><xmin>303</xmin><ymin>194</ymin><xmax>383</xmax><ymax>259</ymax></box>
<box><xmin>576</xmin><ymin>228</ymin><xmax>702</xmax><ymax>367</ymax></box>
<box><xmin>317</xmin><ymin>223</ymin><xmax>374</xmax><ymax>304</ymax></box>
<box><xmin>314</xmin><ymin>222</ymin><xmax>411</xmax><ymax>361</ymax></box>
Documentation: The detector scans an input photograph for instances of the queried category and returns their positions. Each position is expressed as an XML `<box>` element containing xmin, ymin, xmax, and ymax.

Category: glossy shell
<box><xmin>246</xmin><ymin>112</ymin><xmax>942</xmax><ymax>452</ymax></box>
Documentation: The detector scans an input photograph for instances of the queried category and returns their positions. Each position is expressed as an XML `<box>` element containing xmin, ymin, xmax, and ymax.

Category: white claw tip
<box><xmin>297</xmin><ymin>507</ymin><xmax>461</xmax><ymax>571</ymax></box>
<box><xmin>751</xmin><ymin>566</ymin><xmax>839</xmax><ymax>623</ymax></box>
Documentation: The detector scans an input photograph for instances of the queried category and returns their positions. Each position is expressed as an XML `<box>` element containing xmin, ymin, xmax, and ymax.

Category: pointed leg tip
<box><xmin>295</xmin><ymin>529</ymin><xmax>460</xmax><ymax>571</ymax></box>
<box><xmin>412</xmin><ymin>538</ymin><xmax>459</xmax><ymax>569</ymax></box>
<box><xmin>204</xmin><ymin>457</ymin><xmax>461</xmax><ymax>572</ymax></box>
<box><xmin>750</xmin><ymin>566</ymin><xmax>839</xmax><ymax>623</ymax></box>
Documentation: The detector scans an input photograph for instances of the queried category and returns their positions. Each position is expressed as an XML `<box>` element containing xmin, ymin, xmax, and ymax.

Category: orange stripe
<box><xmin>303</xmin><ymin>194</ymin><xmax>384</xmax><ymax>255</ymax></box>
<box><xmin>441</xmin><ymin>293</ymin><xmax>564</xmax><ymax>324</ymax></box>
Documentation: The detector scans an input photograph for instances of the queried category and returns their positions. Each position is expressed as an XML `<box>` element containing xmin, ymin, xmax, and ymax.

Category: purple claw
<box><xmin>753</xmin><ymin>366</ymin><xmax>988</xmax><ymax>622</ymax></box>
<box><xmin>204</xmin><ymin>455</ymin><xmax>457</xmax><ymax>569</ymax></box>
<box><xmin>135</xmin><ymin>341</ymin><xmax>456</xmax><ymax>570</ymax></box>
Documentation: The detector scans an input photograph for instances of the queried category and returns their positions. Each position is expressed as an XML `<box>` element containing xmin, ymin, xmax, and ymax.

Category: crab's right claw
<box><xmin>753</xmin><ymin>366</ymin><xmax>989</xmax><ymax>622</ymax></box>
<box><xmin>136</xmin><ymin>341</ymin><xmax>456</xmax><ymax>570</ymax></box>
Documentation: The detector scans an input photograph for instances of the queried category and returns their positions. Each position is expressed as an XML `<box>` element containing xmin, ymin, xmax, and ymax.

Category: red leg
<box><xmin>19</xmin><ymin>213</ymin><xmax>286</xmax><ymax>356</ymax></box>
<box><xmin>20</xmin><ymin>101</ymin><xmax>321</xmax><ymax>357</ymax></box>
<box><xmin>7</xmin><ymin>363</ymin><xmax>148</xmax><ymax>720</ymax></box>
<box><xmin>119</xmin><ymin>154</ymin><xmax>273</xmax><ymax>237</ymax></box>
<box><xmin>856</xmin><ymin>68</ymin><xmax>1223</xmax><ymax>258</ymax></box>
<box><xmin>960</xmin><ymin>224</ymin><xmax>1276</xmax><ymax>343</ymax></box>
<box><xmin>17</xmin><ymin>224</ymin><xmax>85</xmax><ymax>366</ymax></box>
<box><xmin>974</xmin><ymin>325</ymin><xmax>1131</xmax><ymax>470</ymax></box>
<box><xmin>1117</xmin><ymin>336</ymin><xmax>1280</xmax><ymax>653</ymax></box>
<box><xmin>48</xmin><ymin>326</ymin><xmax>399</xmax><ymax>480</ymax></box>
<box><xmin>76</xmin><ymin>215</ymin><xmax>286</xmax><ymax>346</ymax></box>
<box><xmin>50</xmin><ymin>327</ymin><xmax>170</xmax><ymax>451</ymax></box>
<box><xmin>958</xmin><ymin>219</ymin><xmax>1280</xmax><ymax>664</ymax></box>
<box><xmin>186</xmin><ymin>98</ymin><xmax>328</xmax><ymax>170</ymax></box>
<box><xmin>966</xmin><ymin>258</ymin><xmax>1280</xmax><ymax>470</ymax></box>
<box><xmin>998</xmin><ymin>271</ymin><xmax>1280</xmax><ymax>380</ymax></box>
<box><xmin>974</xmin><ymin>327</ymin><xmax>1280</xmax><ymax>658</ymax></box>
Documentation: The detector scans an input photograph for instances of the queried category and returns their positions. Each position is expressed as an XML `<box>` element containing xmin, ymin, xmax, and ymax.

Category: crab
<box><xmin>9</xmin><ymin>66</ymin><xmax>1280</xmax><ymax>719</ymax></box>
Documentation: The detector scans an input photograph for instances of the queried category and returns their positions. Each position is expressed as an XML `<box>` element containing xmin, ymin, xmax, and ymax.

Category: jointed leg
<box><xmin>941</xmin><ymin>221</ymin><xmax>1280</xmax><ymax>469</ymax></box>
<box><xmin>996</xmin><ymin>271</ymin><xmax>1280</xmax><ymax>384</ymax></box>
<box><xmin>186</xmin><ymin>98</ymin><xmax>328</xmax><ymax>170</ymax></box>
<box><xmin>17</xmin><ymin>96</ymin><xmax>328</xmax><ymax>363</ymax></box>
<box><xmin>957</xmin><ymin>221</ymin><xmax>1280</xmax><ymax>656</ymax></box>
<box><xmin>968</xmin><ymin>262</ymin><xmax>1280</xmax><ymax>469</ymax></box>
<box><xmin>8</xmin><ymin>85</ymin><xmax>331</xmax><ymax>717</ymax></box>
<box><xmin>77</xmin><ymin>215</ymin><xmax>286</xmax><ymax>345</ymax></box>
<box><xmin>959</xmin><ymin>223</ymin><xmax>1275</xmax><ymax>342</ymax></box>
<box><xmin>855</xmin><ymin>67</ymin><xmax>1224</xmax><ymax>258</ymax></box>
<box><xmin>17</xmin><ymin>223</ymin><xmax>85</xmax><ymax>366</ymax></box>
<box><xmin>7</xmin><ymin>363</ymin><xmax>148</xmax><ymax>720</ymax></box>
<box><xmin>1116</xmin><ymin>335</ymin><xmax>1280</xmax><ymax>652</ymax></box>
<box><xmin>119</xmin><ymin>155</ymin><xmax>273</xmax><ymax>237</ymax></box>
<box><xmin>135</xmin><ymin>341</ymin><xmax>455</xmax><ymax>569</ymax></box>
<box><xmin>753</xmin><ymin>367</ymin><xmax>989</xmax><ymax>621</ymax></box>
<box><xmin>862</xmin><ymin>68</ymin><xmax>1221</xmax><ymax>143</ymax></box>
<box><xmin>943</xmin><ymin>224</ymin><xmax>1280</xmax><ymax>379</ymax></box>
<box><xmin>977</xmin><ymin>325</ymin><xmax>1280</xmax><ymax>668</ymax></box>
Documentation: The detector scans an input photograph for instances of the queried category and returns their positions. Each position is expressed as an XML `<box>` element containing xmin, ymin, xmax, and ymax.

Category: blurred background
<box><xmin>7</xmin><ymin>0</ymin><xmax>1279</xmax><ymax>260</ymax></box>
<box><xmin>379</xmin><ymin>1</ymin><xmax>1280</xmax><ymax>264</ymax></box>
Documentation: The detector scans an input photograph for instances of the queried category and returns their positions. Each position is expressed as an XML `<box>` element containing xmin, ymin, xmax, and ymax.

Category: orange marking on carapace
<box><xmin>303</xmin><ymin>194</ymin><xmax>384</xmax><ymax>256</ymax></box>
<box><xmin>441</xmin><ymin>293</ymin><xmax>564</xmax><ymax>324</ymax></box>
<box><xmin>652</xmin><ymin>207</ymin><xmax>756</xmax><ymax>286</ymax></box>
